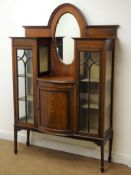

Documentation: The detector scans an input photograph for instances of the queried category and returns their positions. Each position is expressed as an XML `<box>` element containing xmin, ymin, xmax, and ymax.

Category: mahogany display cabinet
<box><xmin>11</xmin><ymin>3</ymin><xmax>118</xmax><ymax>172</ymax></box>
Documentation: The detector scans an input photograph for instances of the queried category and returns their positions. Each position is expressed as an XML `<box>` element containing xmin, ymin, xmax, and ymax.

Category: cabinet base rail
<box><xmin>14</xmin><ymin>125</ymin><xmax>113</xmax><ymax>173</ymax></box>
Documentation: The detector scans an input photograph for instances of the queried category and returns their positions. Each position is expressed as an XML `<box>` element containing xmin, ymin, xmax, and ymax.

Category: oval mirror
<box><xmin>55</xmin><ymin>13</ymin><xmax>80</xmax><ymax>64</ymax></box>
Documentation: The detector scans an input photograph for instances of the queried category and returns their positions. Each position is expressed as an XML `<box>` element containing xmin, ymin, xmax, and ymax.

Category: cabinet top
<box><xmin>22</xmin><ymin>25</ymin><xmax>118</xmax><ymax>39</ymax></box>
<box><xmin>37</xmin><ymin>75</ymin><xmax>76</xmax><ymax>84</ymax></box>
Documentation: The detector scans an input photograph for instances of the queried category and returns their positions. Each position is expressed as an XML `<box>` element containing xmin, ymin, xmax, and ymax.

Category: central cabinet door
<box><xmin>38</xmin><ymin>82</ymin><xmax>75</xmax><ymax>135</ymax></box>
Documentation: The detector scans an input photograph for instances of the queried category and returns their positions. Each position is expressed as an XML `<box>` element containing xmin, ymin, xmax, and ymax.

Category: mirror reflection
<box><xmin>55</xmin><ymin>13</ymin><xmax>80</xmax><ymax>64</ymax></box>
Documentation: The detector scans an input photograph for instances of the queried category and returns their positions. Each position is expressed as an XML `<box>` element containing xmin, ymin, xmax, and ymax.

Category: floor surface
<box><xmin>0</xmin><ymin>139</ymin><xmax>131</xmax><ymax>175</ymax></box>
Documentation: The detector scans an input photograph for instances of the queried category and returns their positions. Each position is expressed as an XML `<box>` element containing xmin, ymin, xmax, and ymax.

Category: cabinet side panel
<box><xmin>12</xmin><ymin>39</ymin><xmax>37</xmax><ymax>128</ymax></box>
<box><xmin>104</xmin><ymin>51</ymin><xmax>112</xmax><ymax>132</ymax></box>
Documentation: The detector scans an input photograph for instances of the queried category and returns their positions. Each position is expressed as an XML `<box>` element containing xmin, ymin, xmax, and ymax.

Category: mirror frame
<box><xmin>48</xmin><ymin>3</ymin><xmax>87</xmax><ymax>64</ymax></box>
<box><xmin>23</xmin><ymin>3</ymin><xmax>118</xmax><ymax>76</ymax></box>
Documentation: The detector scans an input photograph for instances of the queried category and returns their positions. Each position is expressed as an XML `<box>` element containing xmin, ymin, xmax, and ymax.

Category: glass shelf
<box><xmin>20</xmin><ymin>116</ymin><xmax>34</xmax><ymax>124</ymax></box>
<box><xmin>80</xmin><ymin>93</ymin><xmax>99</xmax><ymax>109</ymax></box>
<box><xmin>80</xmin><ymin>127</ymin><xmax>98</xmax><ymax>134</ymax></box>
<box><xmin>80</xmin><ymin>78</ymin><xmax>99</xmax><ymax>83</ymax></box>
<box><xmin>19</xmin><ymin>96</ymin><xmax>33</xmax><ymax>102</ymax></box>
<box><xmin>18</xmin><ymin>73</ymin><xmax>33</xmax><ymax>78</ymax></box>
<box><xmin>80</xmin><ymin>102</ymin><xmax>99</xmax><ymax>109</ymax></box>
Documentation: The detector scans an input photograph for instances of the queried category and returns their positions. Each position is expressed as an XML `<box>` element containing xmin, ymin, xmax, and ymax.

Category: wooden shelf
<box><xmin>37</xmin><ymin>75</ymin><xmax>76</xmax><ymax>83</ymax></box>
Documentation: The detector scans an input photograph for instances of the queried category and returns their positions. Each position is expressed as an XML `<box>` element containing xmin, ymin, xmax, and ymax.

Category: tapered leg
<box><xmin>14</xmin><ymin>126</ymin><xmax>18</xmax><ymax>154</ymax></box>
<box><xmin>26</xmin><ymin>130</ymin><xmax>30</xmax><ymax>146</ymax></box>
<box><xmin>108</xmin><ymin>138</ymin><xmax>112</xmax><ymax>162</ymax></box>
<box><xmin>101</xmin><ymin>141</ymin><xmax>104</xmax><ymax>172</ymax></box>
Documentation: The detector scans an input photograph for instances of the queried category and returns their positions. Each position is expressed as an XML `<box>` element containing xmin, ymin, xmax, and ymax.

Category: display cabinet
<box><xmin>11</xmin><ymin>3</ymin><xmax>118</xmax><ymax>172</ymax></box>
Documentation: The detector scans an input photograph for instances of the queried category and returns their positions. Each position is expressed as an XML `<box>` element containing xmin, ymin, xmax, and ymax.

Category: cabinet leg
<box><xmin>108</xmin><ymin>138</ymin><xmax>112</xmax><ymax>162</ymax></box>
<box><xmin>26</xmin><ymin>130</ymin><xmax>30</xmax><ymax>146</ymax></box>
<box><xmin>14</xmin><ymin>126</ymin><xmax>18</xmax><ymax>154</ymax></box>
<box><xmin>101</xmin><ymin>141</ymin><xmax>104</xmax><ymax>172</ymax></box>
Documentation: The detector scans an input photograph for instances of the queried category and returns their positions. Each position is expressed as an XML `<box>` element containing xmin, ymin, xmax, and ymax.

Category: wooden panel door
<box><xmin>38</xmin><ymin>85</ymin><xmax>74</xmax><ymax>135</ymax></box>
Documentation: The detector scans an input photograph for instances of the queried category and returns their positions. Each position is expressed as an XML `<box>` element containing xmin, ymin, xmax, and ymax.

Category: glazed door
<box><xmin>79</xmin><ymin>51</ymin><xmax>101</xmax><ymax>136</ymax></box>
<box><xmin>38</xmin><ymin>83</ymin><xmax>74</xmax><ymax>135</ymax></box>
<box><xmin>15</xmin><ymin>48</ymin><xmax>35</xmax><ymax>126</ymax></box>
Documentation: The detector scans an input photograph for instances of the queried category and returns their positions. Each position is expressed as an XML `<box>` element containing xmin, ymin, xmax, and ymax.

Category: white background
<box><xmin>0</xmin><ymin>0</ymin><xmax>131</xmax><ymax>166</ymax></box>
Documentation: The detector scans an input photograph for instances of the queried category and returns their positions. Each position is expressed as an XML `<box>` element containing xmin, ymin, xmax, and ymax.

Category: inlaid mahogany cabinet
<box><xmin>11</xmin><ymin>3</ymin><xmax>118</xmax><ymax>172</ymax></box>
